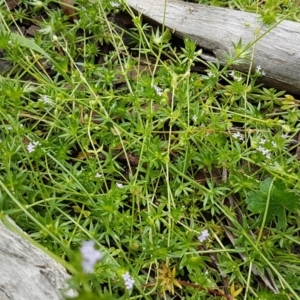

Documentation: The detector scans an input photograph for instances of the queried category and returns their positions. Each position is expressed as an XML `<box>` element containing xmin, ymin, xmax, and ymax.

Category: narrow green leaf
<box><xmin>9</xmin><ymin>32</ymin><xmax>72</xmax><ymax>84</ymax></box>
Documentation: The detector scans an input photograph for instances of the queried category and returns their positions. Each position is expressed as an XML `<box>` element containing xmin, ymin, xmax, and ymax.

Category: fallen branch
<box><xmin>126</xmin><ymin>0</ymin><xmax>300</xmax><ymax>95</ymax></box>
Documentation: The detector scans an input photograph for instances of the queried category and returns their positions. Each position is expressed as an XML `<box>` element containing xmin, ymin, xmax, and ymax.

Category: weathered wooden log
<box><xmin>126</xmin><ymin>0</ymin><xmax>300</xmax><ymax>95</ymax></box>
<box><xmin>0</xmin><ymin>216</ymin><xmax>77</xmax><ymax>300</ymax></box>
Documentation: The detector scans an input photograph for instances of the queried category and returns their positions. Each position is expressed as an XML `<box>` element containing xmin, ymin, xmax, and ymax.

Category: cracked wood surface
<box><xmin>126</xmin><ymin>0</ymin><xmax>300</xmax><ymax>94</ymax></box>
<box><xmin>0</xmin><ymin>216</ymin><xmax>76</xmax><ymax>300</ymax></box>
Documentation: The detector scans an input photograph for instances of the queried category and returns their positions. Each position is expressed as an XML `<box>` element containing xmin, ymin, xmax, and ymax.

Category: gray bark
<box><xmin>126</xmin><ymin>0</ymin><xmax>300</xmax><ymax>94</ymax></box>
<box><xmin>0</xmin><ymin>216</ymin><xmax>77</xmax><ymax>300</ymax></box>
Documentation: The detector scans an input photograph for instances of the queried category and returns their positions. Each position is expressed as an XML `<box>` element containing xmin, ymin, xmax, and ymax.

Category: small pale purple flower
<box><xmin>122</xmin><ymin>271</ymin><xmax>135</xmax><ymax>290</ymax></box>
<box><xmin>81</xmin><ymin>240</ymin><xmax>103</xmax><ymax>273</ymax></box>
<box><xmin>27</xmin><ymin>141</ymin><xmax>40</xmax><ymax>153</ymax></box>
<box><xmin>198</xmin><ymin>229</ymin><xmax>209</xmax><ymax>243</ymax></box>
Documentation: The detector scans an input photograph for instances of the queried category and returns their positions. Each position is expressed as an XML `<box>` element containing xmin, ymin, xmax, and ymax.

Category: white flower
<box><xmin>259</xmin><ymin>139</ymin><xmax>266</xmax><ymax>145</ymax></box>
<box><xmin>229</xmin><ymin>70</ymin><xmax>242</xmax><ymax>81</ymax></box>
<box><xmin>152</xmin><ymin>85</ymin><xmax>163</xmax><ymax>96</ymax></box>
<box><xmin>207</xmin><ymin>71</ymin><xmax>214</xmax><ymax>77</ymax></box>
<box><xmin>198</xmin><ymin>229</ymin><xmax>209</xmax><ymax>242</ymax></box>
<box><xmin>80</xmin><ymin>240</ymin><xmax>103</xmax><ymax>273</ymax></box>
<box><xmin>271</xmin><ymin>141</ymin><xmax>277</xmax><ymax>147</ymax></box>
<box><xmin>116</xmin><ymin>182</ymin><xmax>124</xmax><ymax>188</ymax></box>
<box><xmin>257</xmin><ymin>146</ymin><xmax>266</xmax><ymax>153</ymax></box>
<box><xmin>122</xmin><ymin>272</ymin><xmax>135</xmax><ymax>290</ymax></box>
<box><xmin>27</xmin><ymin>143</ymin><xmax>35</xmax><ymax>153</ymax></box>
<box><xmin>110</xmin><ymin>1</ymin><xmax>120</xmax><ymax>7</ymax></box>
<box><xmin>229</xmin><ymin>70</ymin><xmax>235</xmax><ymax>77</ymax></box>
<box><xmin>95</xmin><ymin>173</ymin><xmax>102</xmax><ymax>178</ymax></box>
<box><xmin>192</xmin><ymin>115</ymin><xmax>198</xmax><ymax>122</ymax></box>
<box><xmin>281</xmin><ymin>133</ymin><xmax>289</xmax><ymax>139</ymax></box>
<box><xmin>257</xmin><ymin>146</ymin><xmax>271</xmax><ymax>159</ymax></box>
<box><xmin>256</xmin><ymin>66</ymin><xmax>266</xmax><ymax>76</ymax></box>
<box><xmin>40</xmin><ymin>95</ymin><xmax>54</xmax><ymax>105</ymax></box>
<box><xmin>27</xmin><ymin>141</ymin><xmax>40</xmax><ymax>153</ymax></box>
<box><xmin>232</xmin><ymin>132</ymin><xmax>244</xmax><ymax>141</ymax></box>
<box><xmin>290</xmin><ymin>139</ymin><xmax>298</xmax><ymax>145</ymax></box>
<box><xmin>38</xmin><ymin>25</ymin><xmax>53</xmax><ymax>35</ymax></box>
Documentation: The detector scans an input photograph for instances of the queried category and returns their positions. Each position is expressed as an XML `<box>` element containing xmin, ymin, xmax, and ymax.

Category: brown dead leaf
<box><xmin>6</xmin><ymin>0</ymin><xmax>18</xmax><ymax>10</ymax></box>
<box><xmin>60</xmin><ymin>0</ymin><xmax>77</xmax><ymax>20</ymax></box>
<box><xmin>26</xmin><ymin>25</ymin><xmax>40</xmax><ymax>36</ymax></box>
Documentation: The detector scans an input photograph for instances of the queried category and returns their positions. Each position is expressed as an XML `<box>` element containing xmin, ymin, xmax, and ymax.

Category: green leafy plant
<box><xmin>246</xmin><ymin>178</ymin><xmax>300</xmax><ymax>230</ymax></box>
<box><xmin>1</xmin><ymin>0</ymin><xmax>300</xmax><ymax>299</ymax></box>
